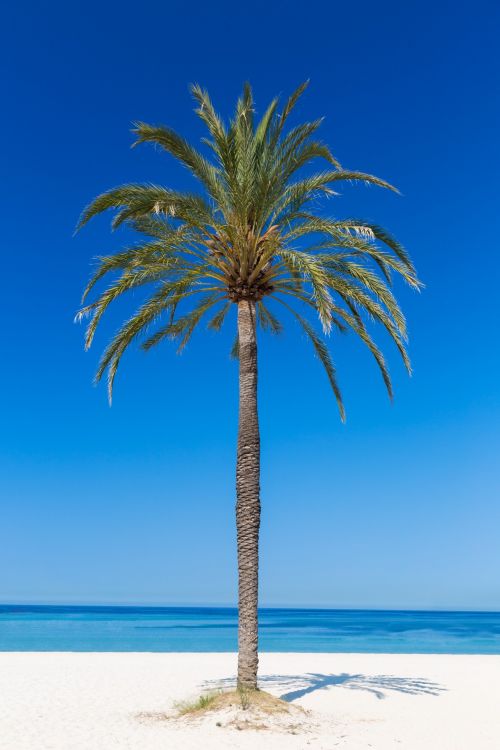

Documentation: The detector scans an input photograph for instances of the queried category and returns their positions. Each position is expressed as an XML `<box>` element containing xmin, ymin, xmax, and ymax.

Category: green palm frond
<box><xmin>142</xmin><ymin>292</ymin><xmax>223</xmax><ymax>353</ymax></box>
<box><xmin>230</xmin><ymin>335</ymin><xmax>240</xmax><ymax>359</ymax></box>
<box><xmin>276</xmin><ymin>249</ymin><xmax>332</xmax><ymax>332</ymax></box>
<box><xmin>274</xmin><ymin>81</ymin><xmax>309</xmax><ymax>138</ymax></box>
<box><xmin>76</xmin><ymin>184</ymin><xmax>214</xmax><ymax>232</ymax></box>
<box><xmin>257</xmin><ymin>301</ymin><xmax>283</xmax><ymax>334</ymax></box>
<box><xmin>329</xmin><ymin>302</ymin><xmax>395</xmax><ymax>397</ymax></box>
<box><xmin>320</xmin><ymin>259</ymin><xmax>408</xmax><ymax>337</ymax></box>
<box><xmin>95</xmin><ymin>283</ymin><xmax>174</xmax><ymax>402</ymax></box>
<box><xmin>276</xmin><ymin>298</ymin><xmax>345</xmax><ymax>421</ymax></box>
<box><xmin>132</xmin><ymin>122</ymin><xmax>228</xmax><ymax>211</ymax></box>
<box><xmin>207</xmin><ymin>301</ymin><xmax>232</xmax><ymax>331</ymax></box>
<box><xmin>80</xmin><ymin>240</ymin><xmax>184</xmax><ymax>303</ymax></box>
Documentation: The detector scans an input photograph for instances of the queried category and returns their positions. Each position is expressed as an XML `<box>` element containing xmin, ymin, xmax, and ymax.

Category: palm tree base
<box><xmin>173</xmin><ymin>687</ymin><xmax>305</xmax><ymax>731</ymax></box>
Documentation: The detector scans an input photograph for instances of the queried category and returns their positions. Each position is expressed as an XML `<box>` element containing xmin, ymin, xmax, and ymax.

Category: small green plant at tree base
<box><xmin>175</xmin><ymin>691</ymin><xmax>221</xmax><ymax>716</ymax></box>
<box><xmin>238</xmin><ymin>686</ymin><xmax>252</xmax><ymax>710</ymax></box>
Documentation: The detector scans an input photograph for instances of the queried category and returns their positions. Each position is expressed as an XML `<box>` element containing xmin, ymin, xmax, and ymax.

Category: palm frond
<box><xmin>132</xmin><ymin>122</ymin><xmax>227</xmax><ymax>210</ymax></box>
<box><xmin>230</xmin><ymin>335</ymin><xmax>239</xmax><ymax>359</ymax></box>
<box><xmin>257</xmin><ymin>301</ymin><xmax>283</xmax><ymax>334</ymax></box>
<box><xmin>76</xmin><ymin>184</ymin><xmax>214</xmax><ymax>232</ymax></box>
<box><xmin>276</xmin><ymin>249</ymin><xmax>332</xmax><ymax>332</ymax></box>
<box><xmin>142</xmin><ymin>293</ymin><xmax>223</xmax><ymax>353</ymax></box>
<box><xmin>275</xmin><ymin>298</ymin><xmax>345</xmax><ymax>421</ymax></box>
<box><xmin>207</xmin><ymin>301</ymin><xmax>232</xmax><ymax>331</ymax></box>
<box><xmin>329</xmin><ymin>303</ymin><xmax>395</xmax><ymax>398</ymax></box>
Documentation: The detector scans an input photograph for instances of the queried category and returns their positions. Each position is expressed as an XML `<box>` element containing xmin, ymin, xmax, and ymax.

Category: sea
<box><xmin>1</xmin><ymin>605</ymin><xmax>499</xmax><ymax>653</ymax></box>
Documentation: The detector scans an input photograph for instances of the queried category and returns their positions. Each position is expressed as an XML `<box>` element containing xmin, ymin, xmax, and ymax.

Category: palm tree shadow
<box><xmin>205</xmin><ymin>673</ymin><xmax>446</xmax><ymax>702</ymax></box>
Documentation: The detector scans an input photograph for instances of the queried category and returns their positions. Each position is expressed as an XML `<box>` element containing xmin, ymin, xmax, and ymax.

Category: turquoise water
<box><xmin>1</xmin><ymin>606</ymin><xmax>499</xmax><ymax>653</ymax></box>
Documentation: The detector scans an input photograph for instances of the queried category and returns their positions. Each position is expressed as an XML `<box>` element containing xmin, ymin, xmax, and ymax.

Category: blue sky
<box><xmin>1</xmin><ymin>0</ymin><xmax>499</xmax><ymax>610</ymax></box>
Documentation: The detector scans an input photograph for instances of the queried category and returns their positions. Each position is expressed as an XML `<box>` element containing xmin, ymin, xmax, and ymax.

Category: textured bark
<box><xmin>236</xmin><ymin>300</ymin><xmax>261</xmax><ymax>690</ymax></box>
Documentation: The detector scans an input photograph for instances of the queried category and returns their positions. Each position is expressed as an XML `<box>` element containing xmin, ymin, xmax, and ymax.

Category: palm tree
<box><xmin>76</xmin><ymin>82</ymin><xmax>420</xmax><ymax>690</ymax></box>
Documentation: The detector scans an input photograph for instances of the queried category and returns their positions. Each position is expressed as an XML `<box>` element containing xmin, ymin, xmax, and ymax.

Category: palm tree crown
<box><xmin>76</xmin><ymin>82</ymin><xmax>420</xmax><ymax>417</ymax></box>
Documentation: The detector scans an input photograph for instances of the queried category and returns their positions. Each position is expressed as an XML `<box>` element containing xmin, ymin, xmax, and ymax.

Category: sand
<box><xmin>1</xmin><ymin>652</ymin><xmax>499</xmax><ymax>749</ymax></box>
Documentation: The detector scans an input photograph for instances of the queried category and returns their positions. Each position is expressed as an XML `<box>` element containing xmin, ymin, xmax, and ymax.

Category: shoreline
<box><xmin>2</xmin><ymin>649</ymin><xmax>500</xmax><ymax>655</ymax></box>
<box><xmin>3</xmin><ymin>651</ymin><xmax>499</xmax><ymax>749</ymax></box>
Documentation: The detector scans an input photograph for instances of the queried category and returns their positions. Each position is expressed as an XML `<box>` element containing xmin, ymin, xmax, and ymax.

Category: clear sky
<box><xmin>1</xmin><ymin>0</ymin><xmax>499</xmax><ymax>610</ymax></box>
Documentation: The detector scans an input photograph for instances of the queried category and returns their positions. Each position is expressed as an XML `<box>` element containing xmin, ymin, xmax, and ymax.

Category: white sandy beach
<box><xmin>1</xmin><ymin>652</ymin><xmax>499</xmax><ymax>750</ymax></box>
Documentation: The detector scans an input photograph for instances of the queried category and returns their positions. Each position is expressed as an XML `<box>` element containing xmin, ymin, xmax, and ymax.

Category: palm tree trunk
<box><xmin>236</xmin><ymin>299</ymin><xmax>261</xmax><ymax>690</ymax></box>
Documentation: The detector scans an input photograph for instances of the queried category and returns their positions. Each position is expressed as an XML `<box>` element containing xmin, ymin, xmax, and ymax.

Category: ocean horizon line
<box><xmin>2</xmin><ymin>602</ymin><xmax>499</xmax><ymax>615</ymax></box>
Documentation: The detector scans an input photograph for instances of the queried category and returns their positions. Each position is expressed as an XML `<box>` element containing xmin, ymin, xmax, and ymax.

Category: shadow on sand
<box><xmin>204</xmin><ymin>672</ymin><xmax>446</xmax><ymax>702</ymax></box>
